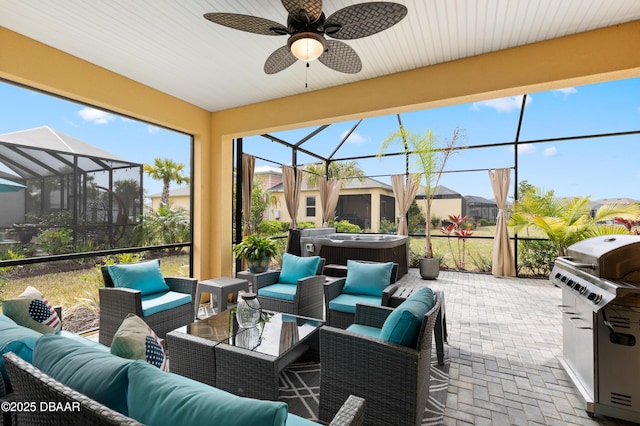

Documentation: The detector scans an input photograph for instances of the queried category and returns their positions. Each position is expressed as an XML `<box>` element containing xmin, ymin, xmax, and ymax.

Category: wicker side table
<box><xmin>195</xmin><ymin>277</ymin><xmax>249</xmax><ymax>319</ymax></box>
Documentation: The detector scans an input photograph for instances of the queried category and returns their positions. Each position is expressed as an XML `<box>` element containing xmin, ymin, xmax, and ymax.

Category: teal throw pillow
<box><xmin>379</xmin><ymin>287</ymin><xmax>435</xmax><ymax>347</ymax></box>
<box><xmin>2</xmin><ymin>286</ymin><xmax>62</xmax><ymax>334</ymax></box>
<box><xmin>343</xmin><ymin>260</ymin><xmax>393</xmax><ymax>297</ymax></box>
<box><xmin>127</xmin><ymin>361</ymin><xmax>289</xmax><ymax>426</ymax></box>
<box><xmin>32</xmin><ymin>334</ymin><xmax>133</xmax><ymax>415</ymax></box>
<box><xmin>107</xmin><ymin>259</ymin><xmax>169</xmax><ymax>296</ymax></box>
<box><xmin>278</xmin><ymin>253</ymin><xmax>321</xmax><ymax>284</ymax></box>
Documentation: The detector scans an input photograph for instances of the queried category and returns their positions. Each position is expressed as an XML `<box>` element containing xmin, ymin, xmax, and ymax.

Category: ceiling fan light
<box><xmin>288</xmin><ymin>32</ymin><xmax>326</xmax><ymax>62</ymax></box>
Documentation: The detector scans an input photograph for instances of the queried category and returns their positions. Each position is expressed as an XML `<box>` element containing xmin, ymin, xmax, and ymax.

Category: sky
<box><xmin>1</xmin><ymin>77</ymin><xmax>639</xmax><ymax>202</ymax></box>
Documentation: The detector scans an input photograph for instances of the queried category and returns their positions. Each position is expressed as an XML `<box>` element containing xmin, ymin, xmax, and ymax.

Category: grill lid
<box><xmin>565</xmin><ymin>235</ymin><xmax>640</xmax><ymax>280</ymax></box>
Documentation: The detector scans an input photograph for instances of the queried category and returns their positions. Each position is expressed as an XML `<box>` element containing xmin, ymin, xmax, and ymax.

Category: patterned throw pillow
<box><xmin>110</xmin><ymin>314</ymin><xmax>168</xmax><ymax>371</ymax></box>
<box><xmin>3</xmin><ymin>286</ymin><xmax>62</xmax><ymax>334</ymax></box>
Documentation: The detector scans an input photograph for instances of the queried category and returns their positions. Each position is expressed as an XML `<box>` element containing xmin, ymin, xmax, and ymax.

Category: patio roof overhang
<box><xmin>1</xmin><ymin>15</ymin><xmax>639</xmax><ymax>280</ymax></box>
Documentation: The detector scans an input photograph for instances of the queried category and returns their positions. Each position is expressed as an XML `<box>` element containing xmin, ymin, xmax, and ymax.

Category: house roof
<box><xmin>464</xmin><ymin>195</ymin><xmax>497</xmax><ymax>205</ymax></box>
<box><xmin>149</xmin><ymin>186</ymin><xmax>190</xmax><ymax>199</ymax></box>
<box><xmin>269</xmin><ymin>176</ymin><xmax>392</xmax><ymax>192</ymax></box>
<box><xmin>416</xmin><ymin>185</ymin><xmax>461</xmax><ymax>198</ymax></box>
<box><xmin>2</xmin><ymin>2</ymin><xmax>638</xmax><ymax>112</ymax></box>
<box><xmin>0</xmin><ymin>126</ymin><xmax>140</xmax><ymax>179</ymax></box>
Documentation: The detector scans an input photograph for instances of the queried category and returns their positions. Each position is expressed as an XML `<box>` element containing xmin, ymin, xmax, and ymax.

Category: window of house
<box><xmin>306</xmin><ymin>196</ymin><xmax>316</xmax><ymax>217</ymax></box>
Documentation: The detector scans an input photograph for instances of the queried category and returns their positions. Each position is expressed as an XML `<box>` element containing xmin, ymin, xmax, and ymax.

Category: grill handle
<box><xmin>558</xmin><ymin>257</ymin><xmax>596</xmax><ymax>270</ymax></box>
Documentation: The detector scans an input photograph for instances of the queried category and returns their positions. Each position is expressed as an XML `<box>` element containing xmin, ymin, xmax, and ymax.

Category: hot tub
<box><xmin>299</xmin><ymin>229</ymin><xmax>409</xmax><ymax>278</ymax></box>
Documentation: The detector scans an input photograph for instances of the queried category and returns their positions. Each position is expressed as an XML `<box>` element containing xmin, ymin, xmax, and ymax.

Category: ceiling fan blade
<box><xmin>318</xmin><ymin>40</ymin><xmax>362</xmax><ymax>74</ymax></box>
<box><xmin>281</xmin><ymin>0</ymin><xmax>323</xmax><ymax>23</ymax></box>
<box><xmin>325</xmin><ymin>2</ymin><xmax>407</xmax><ymax>40</ymax></box>
<box><xmin>204</xmin><ymin>13</ymin><xmax>287</xmax><ymax>35</ymax></box>
<box><xmin>264</xmin><ymin>46</ymin><xmax>298</xmax><ymax>74</ymax></box>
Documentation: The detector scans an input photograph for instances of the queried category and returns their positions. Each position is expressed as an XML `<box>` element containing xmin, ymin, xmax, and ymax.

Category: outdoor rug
<box><xmin>278</xmin><ymin>355</ymin><xmax>450</xmax><ymax>425</ymax></box>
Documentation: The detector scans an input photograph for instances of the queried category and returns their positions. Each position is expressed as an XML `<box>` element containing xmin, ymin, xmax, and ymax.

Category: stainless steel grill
<box><xmin>550</xmin><ymin>234</ymin><xmax>640</xmax><ymax>423</ymax></box>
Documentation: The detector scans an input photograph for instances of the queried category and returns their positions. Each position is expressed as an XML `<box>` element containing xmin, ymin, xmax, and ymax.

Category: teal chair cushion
<box><xmin>127</xmin><ymin>360</ymin><xmax>289</xmax><ymax>426</ymax></box>
<box><xmin>107</xmin><ymin>259</ymin><xmax>170</xmax><ymax>296</ymax></box>
<box><xmin>278</xmin><ymin>253</ymin><xmax>321</xmax><ymax>284</ymax></box>
<box><xmin>258</xmin><ymin>283</ymin><xmax>297</xmax><ymax>301</ymax></box>
<box><xmin>141</xmin><ymin>291</ymin><xmax>192</xmax><ymax>316</ymax></box>
<box><xmin>342</xmin><ymin>260</ymin><xmax>393</xmax><ymax>297</ymax></box>
<box><xmin>0</xmin><ymin>315</ymin><xmax>41</xmax><ymax>393</ymax></box>
<box><xmin>328</xmin><ymin>293</ymin><xmax>382</xmax><ymax>314</ymax></box>
<box><xmin>379</xmin><ymin>287</ymin><xmax>435</xmax><ymax>347</ymax></box>
<box><xmin>32</xmin><ymin>334</ymin><xmax>133</xmax><ymax>415</ymax></box>
<box><xmin>345</xmin><ymin>323</ymin><xmax>384</xmax><ymax>339</ymax></box>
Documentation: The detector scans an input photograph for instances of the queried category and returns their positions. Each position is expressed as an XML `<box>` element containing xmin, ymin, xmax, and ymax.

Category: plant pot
<box><xmin>247</xmin><ymin>257</ymin><xmax>271</xmax><ymax>273</ymax></box>
<box><xmin>419</xmin><ymin>257</ymin><xmax>440</xmax><ymax>280</ymax></box>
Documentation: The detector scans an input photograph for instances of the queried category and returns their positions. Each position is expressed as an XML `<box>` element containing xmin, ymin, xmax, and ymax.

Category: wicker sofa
<box><xmin>0</xmin><ymin>315</ymin><xmax>365</xmax><ymax>426</ymax></box>
<box><xmin>319</xmin><ymin>290</ymin><xmax>443</xmax><ymax>426</ymax></box>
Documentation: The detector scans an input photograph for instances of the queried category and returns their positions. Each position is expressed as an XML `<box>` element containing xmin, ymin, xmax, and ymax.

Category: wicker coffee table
<box><xmin>167</xmin><ymin>309</ymin><xmax>323</xmax><ymax>401</ymax></box>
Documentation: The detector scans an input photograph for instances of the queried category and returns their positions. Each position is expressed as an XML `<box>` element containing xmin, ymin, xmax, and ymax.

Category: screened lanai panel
<box><xmin>519</xmin><ymin>80</ymin><xmax>640</xmax><ymax>141</ymax></box>
<box><xmin>17</xmin><ymin>147</ymin><xmax>72</xmax><ymax>175</ymax></box>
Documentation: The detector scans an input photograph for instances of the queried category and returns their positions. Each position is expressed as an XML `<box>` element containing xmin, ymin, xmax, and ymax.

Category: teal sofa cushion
<box><xmin>342</xmin><ymin>260</ymin><xmax>393</xmax><ymax>297</ymax></box>
<box><xmin>107</xmin><ymin>259</ymin><xmax>169</xmax><ymax>296</ymax></box>
<box><xmin>328</xmin><ymin>293</ymin><xmax>382</xmax><ymax>314</ymax></box>
<box><xmin>345</xmin><ymin>323</ymin><xmax>383</xmax><ymax>339</ymax></box>
<box><xmin>286</xmin><ymin>414</ymin><xmax>320</xmax><ymax>425</ymax></box>
<box><xmin>59</xmin><ymin>330</ymin><xmax>109</xmax><ymax>351</ymax></box>
<box><xmin>278</xmin><ymin>253</ymin><xmax>321</xmax><ymax>284</ymax></box>
<box><xmin>32</xmin><ymin>334</ymin><xmax>133</xmax><ymax>415</ymax></box>
<box><xmin>0</xmin><ymin>315</ymin><xmax>41</xmax><ymax>393</ymax></box>
<box><xmin>140</xmin><ymin>290</ymin><xmax>192</xmax><ymax>316</ymax></box>
<box><xmin>258</xmin><ymin>283</ymin><xmax>297</xmax><ymax>301</ymax></box>
<box><xmin>379</xmin><ymin>287</ymin><xmax>435</xmax><ymax>347</ymax></box>
<box><xmin>127</xmin><ymin>360</ymin><xmax>289</xmax><ymax>426</ymax></box>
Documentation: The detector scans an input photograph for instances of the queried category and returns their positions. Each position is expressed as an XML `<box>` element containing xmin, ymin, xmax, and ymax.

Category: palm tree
<box><xmin>510</xmin><ymin>186</ymin><xmax>640</xmax><ymax>256</ymax></box>
<box><xmin>144</xmin><ymin>158</ymin><xmax>190</xmax><ymax>207</ymax></box>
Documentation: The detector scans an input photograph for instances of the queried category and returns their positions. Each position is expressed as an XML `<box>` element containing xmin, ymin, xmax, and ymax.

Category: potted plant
<box><xmin>379</xmin><ymin>127</ymin><xmax>462</xmax><ymax>279</ymax></box>
<box><xmin>233</xmin><ymin>234</ymin><xmax>278</xmax><ymax>273</ymax></box>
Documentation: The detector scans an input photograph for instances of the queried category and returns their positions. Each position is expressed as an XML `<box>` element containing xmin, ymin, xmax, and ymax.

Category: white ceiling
<box><xmin>2</xmin><ymin>0</ymin><xmax>640</xmax><ymax>112</ymax></box>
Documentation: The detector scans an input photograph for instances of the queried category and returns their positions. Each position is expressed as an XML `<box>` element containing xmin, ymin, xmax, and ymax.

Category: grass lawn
<box><xmin>0</xmin><ymin>254</ymin><xmax>191</xmax><ymax>317</ymax></box>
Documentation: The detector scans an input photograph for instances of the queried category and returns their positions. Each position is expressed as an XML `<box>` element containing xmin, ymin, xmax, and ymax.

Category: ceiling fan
<box><xmin>204</xmin><ymin>1</ymin><xmax>408</xmax><ymax>74</ymax></box>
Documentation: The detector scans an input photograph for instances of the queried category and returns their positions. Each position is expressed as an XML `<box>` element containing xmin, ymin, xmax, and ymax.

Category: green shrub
<box><xmin>478</xmin><ymin>218</ymin><xmax>496</xmax><ymax>227</ymax></box>
<box><xmin>330</xmin><ymin>220</ymin><xmax>361</xmax><ymax>233</ymax></box>
<box><xmin>379</xmin><ymin>217</ymin><xmax>397</xmax><ymax>234</ymax></box>
<box><xmin>296</xmin><ymin>221</ymin><xmax>316</xmax><ymax>229</ymax></box>
<box><xmin>256</xmin><ymin>220</ymin><xmax>287</xmax><ymax>236</ymax></box>
<box><xmin>518</xmin><ymin>239</ymin><xmax>556</xmax><ymax>277</ymax></box>
<box><xmin>469</xmin><ymin>252</ymin><xmax>492</xmax><ymax>273</ymax></box>
<box><xmin>38</xmin><ymin>228</ymin><xmax>73</xmax><ymax>255</ymax></box>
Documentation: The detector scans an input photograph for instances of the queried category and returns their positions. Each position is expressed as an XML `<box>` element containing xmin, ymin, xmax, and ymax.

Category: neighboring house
<box><xmin>149</xmin><ymin>186</ymin><xmax>190</xmax><ymax>211</ymax></box>
<box><xmin>462</xmin><ymin>195</ymin><xmax>499</xmax><ymax>223</ymax></box>
<box><xmin>415</xmin><ymin>185</ymin><xmax>464</xmax><ymax>225</ymax></box>
<box><xmin>269</xmin><ymin>177</ymin><xmax>397</xmax><ymax>232</ymax></box>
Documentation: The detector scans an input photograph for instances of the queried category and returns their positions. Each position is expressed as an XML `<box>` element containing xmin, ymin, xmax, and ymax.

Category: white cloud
<box><xmin>471</xmin><ymin>95</ymin><xmax>532</xmax><ymax>113</ymax></box>
<box><xmin>342</xmin><ymin>130</ymin><xmax>367</xmax><ymax>144</ymax></box>
<box><xmin>508</xmin><ymin>144</ymin><xmax>536</xmax><ymax>154</ymax></box>
<box><xmin>554</xmin><ymin>87</ymin><xmax>577</xmax><ymax>95</ymax></box>
<box><xmin>147</xmin><ymin>125</ymin><xmax>160</xmax><ymax>134</ymax></box>
<box><xmin>543</xmin><ymin>146</ymin><xmax>558</xmax><ymax>156</ymax></box>
<box><xmin>77</xmin><ymin>107</ymin><xmax>115</xmax><ymax>124</ymax></box>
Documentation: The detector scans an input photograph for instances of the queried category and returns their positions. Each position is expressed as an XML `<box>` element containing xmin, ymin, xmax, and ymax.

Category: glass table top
<box><xmin>182</xmin><ymin>309</ymin><xmax>322</xmax><ymax>357</ymax></box>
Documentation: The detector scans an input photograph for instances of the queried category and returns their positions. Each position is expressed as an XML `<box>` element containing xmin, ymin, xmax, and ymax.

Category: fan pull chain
<box><xmin>305</xmin><ymin>63</ymin><xmax>309</xmax><ymax>89</ymax></box>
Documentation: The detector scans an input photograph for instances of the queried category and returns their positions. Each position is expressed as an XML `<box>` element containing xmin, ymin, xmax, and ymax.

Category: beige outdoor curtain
<box><xmin>391</xmin><ymin>173</ymin><xmax>421</xmax><ymax>235</ymax></box>
<box><xmin>282</xmin><ymin>165</ymin><xmax>302</xmax><ymax>229</ymax></box>
<box><xmin>242</xmin><ymin>154</ymin><xmax>255</xmax><ymax>237</ymax></box>
<box><xmin>488</xmin><ymin>168</ymin><xmax>515</xmax><ymax>276</ymax></box>
<box><xmin>319</xmin><ymin>176</ymin><xmax>341</xmax><ymax>227</ymax></box>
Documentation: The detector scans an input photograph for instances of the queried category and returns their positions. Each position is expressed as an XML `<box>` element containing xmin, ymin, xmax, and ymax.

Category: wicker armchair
<box><xmin>319</xmin><ymin>291</ymin><xmax>443</xmax><ymax>426</ymax></box>
<box><xmin>323</xmin><ymin>261</ymin><xmax>399</xmax><ymax>329</ymax></box>
<box><xmin>3</xmin><ymin>352</ymin><xmax>142</xmax><ymax>426</ymax></box>
<box><xmin>252</xmin><ymin>257</ymin><xmax>326</xmax><ymax>320</ymax></box>
<box><xmin>99</xmin><ymin>262</ymin><xmax>197</xmax><ymax>346</ymax></box>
